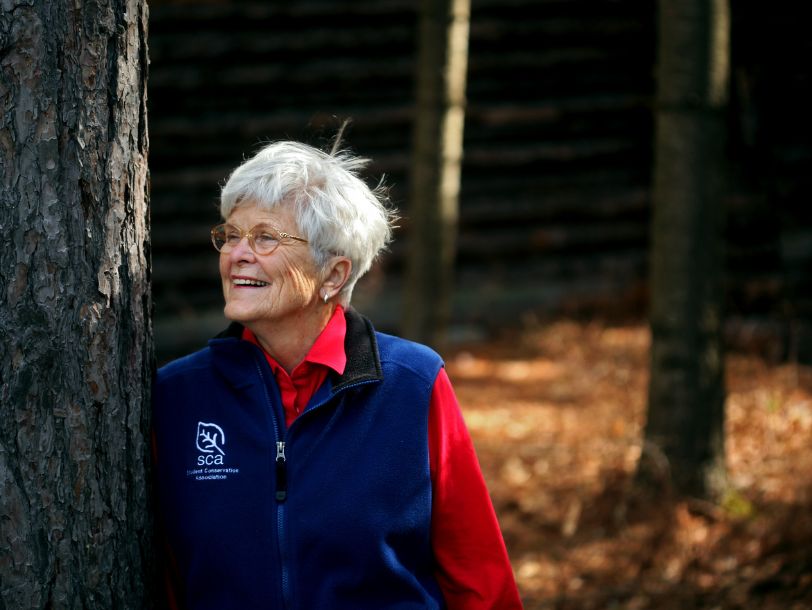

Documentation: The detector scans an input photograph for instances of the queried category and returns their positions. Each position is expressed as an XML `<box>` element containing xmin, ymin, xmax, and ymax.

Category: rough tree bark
<box><xmin>403</xmin><ymin>0</ymin><xmax>470</xmax><ymax>349</ymax></box>
<box><xmin>0</xmin><ymin>0</ymin><xmax>152</xmax><ymax>607</ymax></box>
<box><xmin>638</xmin><ymin>0</ymin><xmax>729</xmax><ymax>498</ymax></box>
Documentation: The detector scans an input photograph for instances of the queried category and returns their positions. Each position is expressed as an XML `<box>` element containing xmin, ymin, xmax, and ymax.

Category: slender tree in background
<box><xmin>403</xmin><ymin>0</ymin><xmax>470</xmax><ymax>349</ymax></box>
<box><xmin>638</xmin><ymin>0</ymin><xmax>730</xmax><ymax>498</ymax></box>
<box><xmin>0</xmin><ymin>0</ymin><xmax>152</xmax><ymax>606</ymax></box>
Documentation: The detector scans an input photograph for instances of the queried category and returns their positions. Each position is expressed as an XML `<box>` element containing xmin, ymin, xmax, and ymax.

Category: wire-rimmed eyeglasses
<box><xmin>210</xmin><ymin>223</ymin><xmax>309</xmax><ymax>256</ymax></box>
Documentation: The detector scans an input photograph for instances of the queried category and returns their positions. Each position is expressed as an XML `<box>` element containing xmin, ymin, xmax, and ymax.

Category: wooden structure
<box><xmin>148</xmin><ymin>0</ymin><xmax>811</xmax><ymax>362</ymax></box>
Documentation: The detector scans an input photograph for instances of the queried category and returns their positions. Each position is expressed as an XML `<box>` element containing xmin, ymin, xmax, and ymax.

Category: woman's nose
<box><xmin>229</xmin><ymin>235</ymin><xmax>255</xmax><ymax>261</ymax></box>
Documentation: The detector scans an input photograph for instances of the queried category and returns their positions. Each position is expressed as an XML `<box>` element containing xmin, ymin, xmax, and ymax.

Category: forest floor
<box><xmin>447</xmin><ymin>318</ymin><xmax>812</xmax><ymax>610</ymax></box>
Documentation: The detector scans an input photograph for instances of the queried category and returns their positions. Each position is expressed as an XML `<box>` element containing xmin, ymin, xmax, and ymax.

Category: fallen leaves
<box><xmin>448</xmin><ymin>319</ymin><xmax>812</xmax><ymax>609</ymax></box>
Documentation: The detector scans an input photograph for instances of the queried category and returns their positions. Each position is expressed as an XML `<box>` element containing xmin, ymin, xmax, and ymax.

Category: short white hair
<box><xmin>220</xmin><ymin>141</ymin><xmax>397</xmax><ymax>304</ymax></box>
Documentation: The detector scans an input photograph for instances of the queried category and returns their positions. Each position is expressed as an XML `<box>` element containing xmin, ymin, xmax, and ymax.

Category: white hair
<box><xmin>220</xmin><ymin>140</ymin><xmax>396</xmax><ymax>304</ymax></box>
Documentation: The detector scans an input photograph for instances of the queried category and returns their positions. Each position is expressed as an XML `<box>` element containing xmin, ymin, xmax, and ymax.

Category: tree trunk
<box><xmin>403</xmin><ymin>0</ymin><xmax>470</xmax><ymax>349</ymax></box>
<box><xmin>638</xmin><ymin>0</ymin><xmax>729</xmax><ymax>498</ymax></box>
<box><xmin>0</xmin><ymin>1</ymin><xmax>152</xmax><ymax>607</ymax></box>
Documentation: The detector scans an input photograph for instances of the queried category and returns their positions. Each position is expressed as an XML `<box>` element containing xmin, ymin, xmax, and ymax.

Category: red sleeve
<box><xmin>429</xmin><ymin>368</ymin><xmax>523</xmax><ymax>609</ymax></box>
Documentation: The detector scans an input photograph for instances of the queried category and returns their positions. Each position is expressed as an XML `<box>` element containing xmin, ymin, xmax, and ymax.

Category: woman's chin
<box><xmin>223</xmin><ymin>302</ymin><xmax>256</xmax><ymax>324</ymax></box>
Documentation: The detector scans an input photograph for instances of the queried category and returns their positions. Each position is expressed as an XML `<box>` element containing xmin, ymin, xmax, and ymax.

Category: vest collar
<box><xmin>210</xmin><ymin>308</ymin><xmax>383</xmax><ymax>392</ymax></box>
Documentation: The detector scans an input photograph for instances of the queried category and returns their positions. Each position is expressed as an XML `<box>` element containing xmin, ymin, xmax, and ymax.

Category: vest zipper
<box><xmin>277</xmin><ymin>495</ymin><xmax>291</xmax><ymax>609</ymax></box>
<box><xmin>253</xmin><ymin>358</ymin><xmax>292</xmax><ymax>609</ymax></box>
<box><xmin>255</xmin><ymin>352</ymin><xmax>380</xmax><ymax>609</ymax></box>
<box><xmin>275</xmin><ymin>441</ymin><xmax>287</xmax><ymax>502</ymax></box>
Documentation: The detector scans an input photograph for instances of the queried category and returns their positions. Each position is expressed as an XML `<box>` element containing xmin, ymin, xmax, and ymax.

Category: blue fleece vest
<box><xmin>153</xmin><ymin>312</ymin><xmax>446</xmax><ymax>609</ymax></box>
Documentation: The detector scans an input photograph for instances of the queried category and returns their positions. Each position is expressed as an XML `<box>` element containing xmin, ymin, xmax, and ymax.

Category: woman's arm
<box><xmin>428</xmin><ymin>368</ymin><xmax>524</xmax><ymax>609</ymax></box>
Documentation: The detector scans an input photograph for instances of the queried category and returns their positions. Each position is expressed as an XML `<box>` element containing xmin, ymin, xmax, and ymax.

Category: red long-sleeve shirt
<box><xmin>243</xmin><ymin>307</ymin><xmax>522</xmax><ymax>609</ymax></box>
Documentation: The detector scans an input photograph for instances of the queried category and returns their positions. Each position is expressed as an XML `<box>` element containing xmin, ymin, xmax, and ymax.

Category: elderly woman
<box><xmin>153</xmin><ymin>141</ymin><xmax>522</xmax><ymax>609</ymax></box>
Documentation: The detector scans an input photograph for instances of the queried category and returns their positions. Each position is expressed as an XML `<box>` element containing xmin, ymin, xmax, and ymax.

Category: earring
<box><xmin>323</xmin><ymin>292</ymin><xmax>330</xmax><ymax>304</ymax></box>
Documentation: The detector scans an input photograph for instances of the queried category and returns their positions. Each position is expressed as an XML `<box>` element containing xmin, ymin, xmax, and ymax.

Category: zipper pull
<box><xmin>275</xmin><ymin>441</ymin><xmax>287</xmax><ymax>502</ymax></box>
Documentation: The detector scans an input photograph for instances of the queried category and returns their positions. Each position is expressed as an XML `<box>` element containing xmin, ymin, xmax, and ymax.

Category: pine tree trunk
<box><xmin>403</xmin><ymin>0</ymin><xmax>470</xmax><ymax>349</ymax></box>
<box><xmin>0</xmin><ymin>0</ymin><xmax>152</xmax><ymax>607</ymax></box>
<box><xmin>639</xmin><ymin>0</ymin><xmax>729</xmax><ymax>498</ymax></box>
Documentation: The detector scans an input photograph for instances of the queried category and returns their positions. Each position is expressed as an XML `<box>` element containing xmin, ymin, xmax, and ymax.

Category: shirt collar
<box><xmin>302</xmin><ymin>305</ymin><xmax>347</xmax><ymax>375</ymax></box>
<box><xmin>241</xmin><ymin>305</ymin><xmax>347</xmax><ymax>376</ymax></box>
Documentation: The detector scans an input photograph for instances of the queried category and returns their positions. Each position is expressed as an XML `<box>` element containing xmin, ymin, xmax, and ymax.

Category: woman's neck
<box><xmin>246</xmin><ymin>305</ymin><xmax>336</xmax><ymax>374</ymax></box>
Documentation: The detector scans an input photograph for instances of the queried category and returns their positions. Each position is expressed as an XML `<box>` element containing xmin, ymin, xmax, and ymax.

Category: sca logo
<box><xmin>196</xmin><ymin>421</ymin><xmax>226</xmax><ymax>465</ymax></box>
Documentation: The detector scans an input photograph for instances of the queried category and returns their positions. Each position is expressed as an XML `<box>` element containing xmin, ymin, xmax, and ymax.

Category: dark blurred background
<box><xmin>148</xmin><ymin>0</ymin><xmax>811</xmax><ymax>365</ymax></box>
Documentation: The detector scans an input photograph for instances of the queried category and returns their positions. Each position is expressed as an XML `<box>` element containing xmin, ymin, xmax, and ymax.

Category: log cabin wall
<box><xmin>148</xmin><ymin>0</ymin><xmax>811</xmax><ymax>363</ymax></box>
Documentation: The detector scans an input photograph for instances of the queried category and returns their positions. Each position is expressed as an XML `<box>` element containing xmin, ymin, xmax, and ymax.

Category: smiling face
<box><xmin>219</xmin><ymin>202</ymin><xmax>323</xmax><ymax>330</ymax></box>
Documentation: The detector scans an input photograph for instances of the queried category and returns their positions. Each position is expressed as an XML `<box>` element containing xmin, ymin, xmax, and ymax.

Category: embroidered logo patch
<box><xmin>187</xmin><ymin>421</ymin><xmax>240</xmax><ymax>481</ymax></box>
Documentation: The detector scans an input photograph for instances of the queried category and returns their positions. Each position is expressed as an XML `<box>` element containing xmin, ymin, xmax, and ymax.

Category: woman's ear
<box><xmin>321</xmin><ymin>257</ymin><xmax>352</xmax><ymax>300</ymax></box>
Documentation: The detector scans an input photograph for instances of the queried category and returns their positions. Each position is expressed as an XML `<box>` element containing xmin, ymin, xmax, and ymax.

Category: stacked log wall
<box><xmin>147</xmin><ymin>0</ymin><xmax>811</xmax><ymax>362</ymax></box>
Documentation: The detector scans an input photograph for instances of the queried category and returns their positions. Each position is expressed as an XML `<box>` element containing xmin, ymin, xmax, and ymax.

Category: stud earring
<box><xmin>323</xmin><ymin>292</ymin><xmax>330</xmax><ymax>304</ymax></box>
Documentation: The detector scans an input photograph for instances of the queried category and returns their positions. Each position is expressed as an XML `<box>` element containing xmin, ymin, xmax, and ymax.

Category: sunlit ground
<box><xmin>447</xmin><ymin>320</ymin><xmax>812</xmax><ymax>610</ymax></box>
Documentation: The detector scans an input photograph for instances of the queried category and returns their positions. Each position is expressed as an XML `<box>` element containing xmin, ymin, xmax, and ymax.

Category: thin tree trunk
<box><xmin>403</xmin><ymin>0</ymin><xmax>470</xmax><ymax>349</ymax></box>
<box><xmin>0</xmin><ymin>0</ymin><xmax>152</xmax><ymax>607</ymax></box>
<box><xmin>638</xmin><ymin>0</ymin><xmax>729</xmax><ymax>498</ymax></box>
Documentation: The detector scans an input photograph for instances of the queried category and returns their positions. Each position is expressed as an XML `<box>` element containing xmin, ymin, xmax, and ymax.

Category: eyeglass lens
<box><xmin>211</xmin><ymin>224</ymin><xmax>281</xmax><ymax>255</ymax></box>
